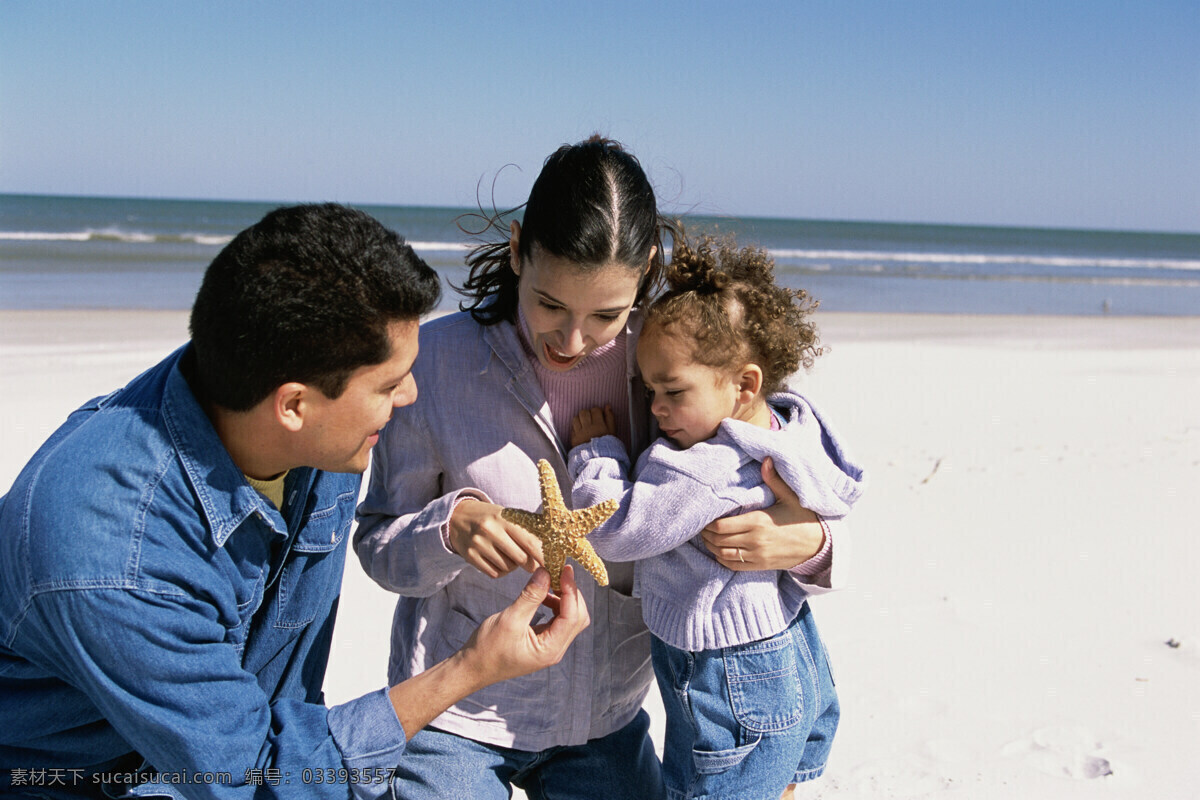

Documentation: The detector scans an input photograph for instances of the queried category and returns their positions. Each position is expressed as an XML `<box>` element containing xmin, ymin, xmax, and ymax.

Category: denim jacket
<box><xmin>0</xmin><ymin>346</ymin><xmax>404</xmax><ymax>799</ymax></box>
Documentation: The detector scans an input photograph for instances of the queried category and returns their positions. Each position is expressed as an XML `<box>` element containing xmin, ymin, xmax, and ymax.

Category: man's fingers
<box><xmin>535</xmin><ymin>565</ymin><xmax>589</xmax><ymax>645</ymax></box>
<box><xmin>553</xmin><ymin>564</ymin><xmax>580</xmax><ymax>620</ymax></box>
<box><xmin>538</xmin><ymin>591</ymin><xmax>562</xmax><ymax>616</ymax></box>
<box><xmin>508</xmin><ymin>568</ymin><xmax>551</xmax><ymax>622</ymax></box>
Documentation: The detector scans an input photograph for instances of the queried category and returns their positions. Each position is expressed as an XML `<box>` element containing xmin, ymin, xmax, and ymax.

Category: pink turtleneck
<box><xmin>517</xmin><ymin>307</ymin><xmax>632</xmax><ymax>451</ymax></box>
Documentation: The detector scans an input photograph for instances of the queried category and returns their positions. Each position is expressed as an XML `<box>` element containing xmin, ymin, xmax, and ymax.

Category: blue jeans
<box><xmin>651</xmin><ymin>604</ymin><xmax>839</xmax><ymax>800</ymax></box>
<box><xmin>384</xmin><ymin>710</ymin><xmax>664</xmax><ymax>800</ymax></box>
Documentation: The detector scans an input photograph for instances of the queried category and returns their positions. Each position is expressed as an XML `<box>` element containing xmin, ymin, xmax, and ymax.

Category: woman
<box><xmin>354</xmin><ymin>136</ymin><xmax>842</xmax><ymax>800</ymax></box>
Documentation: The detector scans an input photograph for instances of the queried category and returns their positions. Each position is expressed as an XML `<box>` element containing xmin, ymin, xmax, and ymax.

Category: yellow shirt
<box><xmin>245</xmin><ymin>471</ymin><xmax>288</xmax><ymax>511</ymax></box>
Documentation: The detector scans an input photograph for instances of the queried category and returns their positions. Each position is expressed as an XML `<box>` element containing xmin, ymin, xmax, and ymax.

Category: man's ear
<box><xmin>509</xmin><ymin>220</ymin><xmax>522</xmax><ymax>276</ymax></box>
<box><xmin>737</xmin><ymin>364</ymin><xmax>764</xmax><ymax>403</ymax></box>
<box><xmin>272</xmin><ymin>383</ymin><xmax>308</xmax><ymax>433</ymax></box>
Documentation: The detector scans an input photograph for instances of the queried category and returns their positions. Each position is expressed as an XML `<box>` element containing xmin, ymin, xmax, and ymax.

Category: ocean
<box><xmin>2</xmin><ymin>194</ymin><xmax>1198</xmax><ymax>316</ymax></box>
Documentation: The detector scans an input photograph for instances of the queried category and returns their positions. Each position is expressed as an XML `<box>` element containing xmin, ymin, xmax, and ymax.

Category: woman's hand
<box><xmin>570</xmin><ymin>406</ymin><xmax>617</xmax><ymax>448</ymax></box>
<box><xmin>702</xmin><ymin>457</ymin><xmax>825</xmax><ymax>571</ymax></box>
<box><xmin>449</xmin><ymin>498</ymin><xmax>545</xmax><ymax>578</ymax></box>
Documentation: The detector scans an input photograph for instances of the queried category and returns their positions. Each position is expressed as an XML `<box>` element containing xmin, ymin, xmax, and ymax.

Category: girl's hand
<box><xmin>701</xmin><ymin>457</ymin><xmax>825</xmax><ymax>571</ymax></box>
<box><xmin>449</xmin><ymin>498</ymin><xmax>545</xmax><ymax>578</ymax></box>
<box><xmin>570</xmin><ymin>406</ymin><xmax>617</xmax><ymax>448</ymax></box>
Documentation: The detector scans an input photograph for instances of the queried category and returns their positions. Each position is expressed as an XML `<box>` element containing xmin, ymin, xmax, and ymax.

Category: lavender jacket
<box><xmin>355</xmin><ymin>311</ymin><xmax>848</xmax><ymax>750</ymax></box>
<box><xmin>354</xmin><ymin>311</ymin><xmax>654</xmax><ymax>751</ymax></box>
<box><xmin>568</xmin><ymin>391</ymin><xmax>865</xmax><ymax>651</ymax></box>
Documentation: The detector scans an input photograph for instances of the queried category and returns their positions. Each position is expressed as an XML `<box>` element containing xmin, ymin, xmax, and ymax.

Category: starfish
<box><xmin>502</xmin><ymin>459</ymin><xmax>616</xmax><ymax>592</ymax></box>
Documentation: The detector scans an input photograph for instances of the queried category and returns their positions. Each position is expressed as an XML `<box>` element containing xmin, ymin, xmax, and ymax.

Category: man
<box><xmin>0</xmin><ymin>204</ymin><xmax>588</xmax><ymax>798</ymax></box>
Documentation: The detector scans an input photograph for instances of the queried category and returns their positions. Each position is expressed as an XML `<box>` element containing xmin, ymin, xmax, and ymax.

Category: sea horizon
<box><xmin>4</xmin><ymin>190</ymin><xmax>1198</xmax><ymax>238</ymax></box>
<box><xmin>3</xmin><ymin>193</ymin><xmax>1198</xmax><ymax>317</ymax></box>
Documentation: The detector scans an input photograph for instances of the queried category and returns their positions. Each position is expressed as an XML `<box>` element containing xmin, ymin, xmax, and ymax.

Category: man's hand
<box><xmin>570</xmin><ymin>406</ymin><xmax>617</xmax><ymax>448</ymax></box>
<box><xmin>459</xmin><ymin>565</ymin><xmax>590</xmax><ymax>684</ymax></box>
<box><xmin>449</xmin><ymin>498</ymin><xmax>544</xmax><ymax>578</ymax></box>
<box><xmin>702</xmin><ymin>457</ymin><xmax>824</xmax><ymax>571</ymax></box>
<box><xmin>387</xmin><ymin>566</ymin><xmax>590</xmax><ymax>739</ymax></box>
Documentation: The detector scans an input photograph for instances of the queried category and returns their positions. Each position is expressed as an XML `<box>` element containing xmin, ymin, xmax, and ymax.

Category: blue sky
<box><xmin>2</xmin><ymin>1</ymin><xmax>1197</xmax><ymax>232</ymax></box>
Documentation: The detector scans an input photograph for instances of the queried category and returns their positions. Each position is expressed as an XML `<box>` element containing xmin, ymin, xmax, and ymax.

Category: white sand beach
<box><xmin>2</xmin><ymin>309</ymin><xmax>1197</xmax><ymax>799</ymax></box>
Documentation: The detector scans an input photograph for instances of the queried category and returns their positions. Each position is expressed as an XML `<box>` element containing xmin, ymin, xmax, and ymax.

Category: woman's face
<box><xmin>511</xmin><ymin>223</ymin><xmax>649</xmax><ymax>372</ymax></box>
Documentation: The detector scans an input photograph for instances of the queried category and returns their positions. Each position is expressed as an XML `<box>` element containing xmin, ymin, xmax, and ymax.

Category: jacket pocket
<box><xmin>273</xmin><ymin>491</ymin><xmax>355</xmax><ymax>629</ymax></box>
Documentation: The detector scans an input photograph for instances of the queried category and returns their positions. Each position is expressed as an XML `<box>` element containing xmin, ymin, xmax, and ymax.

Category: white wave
<box><xmin>0</xmin><ymin>228</ymin><xmax>233</xmax><ymax>246</ymax></box>
<box><xmin>0</xmin><ymin>231</ymin><xmax>93</xmax><ymax>241</ymax></box>
<box><xmin>3</xmin><ymin>230</ymin><xmax>1192</xmax><ymax>273</ymax></box>
<box><xmin>768</xmin><ymin>248</ymin><xmax>1200</xmax><ymax>271</ymax></box>
<box><xmin>90</xmin><ymin>227</ymin><xmax>156</xmax><ymax>243</ymax></box>
<box><xmin>0</xmin><ymin>227</ymin><xmax>154</xmax><ymax>244</ymax></box>
<box><xmin>0</xmin><ymin>231</ymin><xmax>469</xmax><ymax>250</ymax></box>
<box><xmin>189</xmin><ymin>234</ymin><xmax>235</xmax><ymax>246</ymax></box>
<box><xmin>408</xmin><ymin>241</ymin><xmax>472</xmax><ymax>253</ymax></box>
<box><xmin>978</xmin><ymin>274</ymin><xmax>1200</xmax><ymax>288</ymax></box>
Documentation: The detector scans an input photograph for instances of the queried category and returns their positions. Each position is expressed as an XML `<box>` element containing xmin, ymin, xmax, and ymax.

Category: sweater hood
<box><xmin>718</xmin><ymin>390</ymin><xmax>866</xmax><ymax>516</ymax></box>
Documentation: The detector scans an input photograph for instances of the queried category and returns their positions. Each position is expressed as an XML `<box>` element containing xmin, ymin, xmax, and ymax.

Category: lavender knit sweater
<box><xmin>568</xmin><ymin>390</ymin><xmax>865</xmax><ymax>651</ymax></box>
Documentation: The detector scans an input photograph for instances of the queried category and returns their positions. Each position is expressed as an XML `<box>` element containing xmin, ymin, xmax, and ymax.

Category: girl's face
<box><xmin>636</xmin><ymin>325</ymin><xmax>742</xmax><ymax>449</ymax></box>
<box><xmin>511</xmin><ymin>224</ymin><xmax>648</xmax><ymax>372</ymax></box>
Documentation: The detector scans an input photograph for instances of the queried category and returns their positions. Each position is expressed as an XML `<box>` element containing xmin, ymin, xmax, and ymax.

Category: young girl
<box><xmin>568</xmin><ymin>237</ymin><xmax>865</xmax><ymax>800</ymax></box>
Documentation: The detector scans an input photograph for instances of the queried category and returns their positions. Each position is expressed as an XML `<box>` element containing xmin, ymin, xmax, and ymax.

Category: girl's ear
<box><xmin>645</xmin><ymin>244</ymin><xmax>658</xmax><ymax>275</ymax></box>
<box><xmin>737</xmin><ymin>364</ymin><xmax>764</xmax><ymax>403</ymax></box>
<box><xmin>509</xmin><ymin>220</ymin><xmax>522</xmax><ymax>276</ymax></box>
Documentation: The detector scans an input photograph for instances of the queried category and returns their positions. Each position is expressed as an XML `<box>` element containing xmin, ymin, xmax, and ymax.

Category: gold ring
<box><xmin>737</xmin><ymin>547</ymin><xmax>745</xmax><ymax>563</ymax></box>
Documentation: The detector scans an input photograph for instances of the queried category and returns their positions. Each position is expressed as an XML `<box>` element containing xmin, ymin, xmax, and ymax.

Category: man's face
<box><xmin>302</xmin><ymin>319</ymin><xmax>419</xmax><ymax>474</ymax></box>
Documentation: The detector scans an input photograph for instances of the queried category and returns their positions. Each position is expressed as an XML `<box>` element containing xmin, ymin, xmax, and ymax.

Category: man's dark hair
<box><xmin>189</xmin><ymin>203</ymin><xmax>441</xmax><ymax>411</ymax></box>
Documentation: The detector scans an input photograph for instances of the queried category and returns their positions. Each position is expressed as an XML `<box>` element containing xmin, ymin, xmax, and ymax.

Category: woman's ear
<box><xmin>737</xmin><ymin>364</ymin><xmax>764</xmax><ymax>403</ymax></box>
<box><xmin>509</xmin><ymin>220</ymin><xmax>522</xmax><ymax>276</ymax></box>
<box><xmin>645</xmin><ymin>244</ymin><xmax>658</xmax><ymax>275</ymax></box>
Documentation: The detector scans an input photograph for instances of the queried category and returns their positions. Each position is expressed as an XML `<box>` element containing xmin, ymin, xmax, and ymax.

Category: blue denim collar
<box><xmin>160</xmin><ymin>345</ymin><xmax>288</xmax><ymax>547</ymax></box>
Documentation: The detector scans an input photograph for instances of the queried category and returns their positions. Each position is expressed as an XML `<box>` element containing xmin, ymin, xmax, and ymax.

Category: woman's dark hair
<box><xmin>456</xmin><ymin>135</ymin><xmax>677</xmax><ymax>325</ymax></box>
<box><xmin>645</xmin><ymin>236</ymin><xmax>821</xmax><ymax>395</ymax></box>
<box><xmin>189</xmin><ymin>203</ymin><xmax>441</xmax><ymax>411</ymax></box>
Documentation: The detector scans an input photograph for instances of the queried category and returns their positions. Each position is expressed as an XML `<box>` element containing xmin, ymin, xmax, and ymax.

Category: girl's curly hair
<box><xmin>645</xmin><ymin>235</ymin><xmax>821</xmax><ymax>394</ymax></box>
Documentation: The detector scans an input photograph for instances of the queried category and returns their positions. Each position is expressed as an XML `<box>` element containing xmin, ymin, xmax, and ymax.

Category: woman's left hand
<box><xmin>701</xmin><ymin>457</ymin><xmax>825</xmax><ymax>571</ymax></box>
